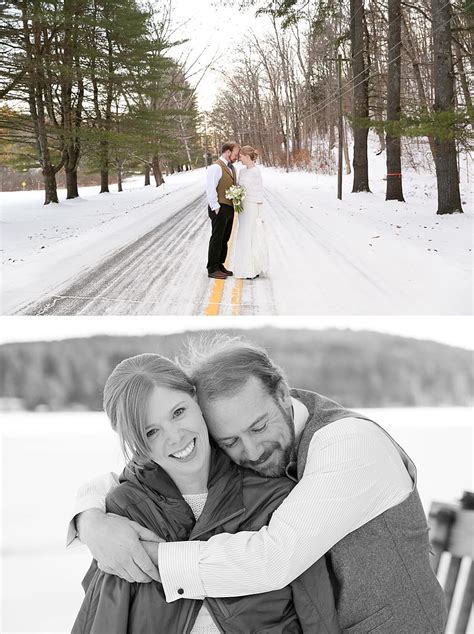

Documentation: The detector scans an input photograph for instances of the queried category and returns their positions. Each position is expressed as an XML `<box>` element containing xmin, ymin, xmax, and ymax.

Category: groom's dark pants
<box><xmin>207</xmin><ymin>204</ymin><xmax>234</xmax><ymax>273</ymax></box>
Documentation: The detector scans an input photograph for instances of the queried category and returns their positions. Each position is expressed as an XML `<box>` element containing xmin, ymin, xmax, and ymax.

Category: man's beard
<box><xmin>239</xmin><ymin>399</ymin><xmax>295</xmax><ymax>477</ymax></box>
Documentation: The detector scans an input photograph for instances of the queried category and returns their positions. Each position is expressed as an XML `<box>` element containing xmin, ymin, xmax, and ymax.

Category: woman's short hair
<box><xmin>182</xmin><ymin>336</ymin><xmax>288</xmax><ymax>403</ymax></box>
<box><xmin>103</xmin><ymin>353</ymin><xmax>195</xmax><ymax>468</ymax></box>
<box><xmin>240</xmin><ymin>145</ymin><xmax>259</xmax><ymax>162</ymax></box>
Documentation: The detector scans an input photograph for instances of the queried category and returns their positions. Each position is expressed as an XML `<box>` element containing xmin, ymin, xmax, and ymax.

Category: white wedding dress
<box><xmin>232</xmin><ymin>165</ymin><xmax>269</xmax><ymax>279</ymax></box>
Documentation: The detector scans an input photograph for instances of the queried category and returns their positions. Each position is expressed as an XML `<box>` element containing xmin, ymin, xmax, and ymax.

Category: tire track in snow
<box><xmin>19</xmin><ymin>194</ymin><xmax>215</xmax><ymax>315</ymax></box>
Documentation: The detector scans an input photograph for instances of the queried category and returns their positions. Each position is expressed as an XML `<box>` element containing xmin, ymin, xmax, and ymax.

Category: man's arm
<box><xmin>206</xmin><ymin>164</ymin><xmax>221</xmax><ymax>211</ymax></box>
<box><xmin>66</xmin><ymin>472</ymin><xmax>120</xmax><ymax>546</ymax></box>
<box><xmin>157</xmin><ymin>418</ymin><xmax>413</xmax><ymax>602</ymax></box>
<box><xmin>67</xmin><ymin>472</ymin><xmax>162</xmax><ymax>583</ymax></box>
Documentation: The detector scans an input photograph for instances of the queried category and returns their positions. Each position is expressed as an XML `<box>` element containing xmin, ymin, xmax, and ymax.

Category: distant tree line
<box><xmin>0</xmin><ymin>329</ymin><xmax>472</xmax><ymax>411</ymax></box>
<box><xmin>0</xmin><ymin>1</ymin><xmax>202</xmax><ymax>203</ymax></box>
<box><xmin>210</xmin><ymin>0</ymin><xmax>471</xmax><ymax>213</ymax></box>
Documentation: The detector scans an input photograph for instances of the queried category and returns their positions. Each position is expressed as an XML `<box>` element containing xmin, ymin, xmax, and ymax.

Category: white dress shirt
<box><xmin>67</xmin><ymin>398</ymin><xmax>413</xmax><ymax>604</ymax></box>
<box><xmin>206</xmin><ymin>156</ymin><xmax>233</xmax><ymax>211</ymax></box>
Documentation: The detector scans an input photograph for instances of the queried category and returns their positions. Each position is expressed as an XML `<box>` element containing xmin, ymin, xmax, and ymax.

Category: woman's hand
<box><xmin>77</xmin><ymin>509</ymin><xmax>163</xmax><ymax>583</ymax></box>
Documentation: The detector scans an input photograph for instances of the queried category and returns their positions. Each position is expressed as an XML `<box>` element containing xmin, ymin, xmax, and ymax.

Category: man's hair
<box><xmin>221</xmin><ymin>141</ymin><xmax>239</xmax><ymax>154</ymax></box>
<box><xmin>103</xmin><ymin>353</ymin><xmax>195</xmax><ymax>469</ymax></box>
<box><xmin>181</xmin><ymin>335</ymin><xmax>288</xmax><ymax>403</ymax></box>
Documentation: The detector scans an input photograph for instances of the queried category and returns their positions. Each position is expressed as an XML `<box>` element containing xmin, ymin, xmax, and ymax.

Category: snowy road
<box><xmin>16</xmin><ymin>192</ymin><xmax>277</xmax><ymax>316</ymax></box>
<box><xmin>3</xmin><ymin>164</ymin><xmax>472</xmax><ymax>316</ymax></box>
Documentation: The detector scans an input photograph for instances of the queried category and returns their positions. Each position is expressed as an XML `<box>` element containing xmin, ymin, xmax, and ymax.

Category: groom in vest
<box><xmin>205</xmin><ymin>141</ymin><xmax>240</xmax><ymax>279</ymax></box>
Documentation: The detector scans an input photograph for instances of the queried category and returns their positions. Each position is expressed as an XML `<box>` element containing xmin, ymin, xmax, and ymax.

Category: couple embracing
<box><xmin>206</xmin><ymin>141</ymin><xmax>269</xmax><ymax>280</ymax></box>
<box><xmin>70</xmin><ymin>337</ymin><xmax>446</xmax><ymax>633</ymax></box>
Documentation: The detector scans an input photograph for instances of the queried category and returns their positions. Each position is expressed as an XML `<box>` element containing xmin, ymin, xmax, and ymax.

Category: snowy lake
<box><xmin>1</xmin><ymin>408</ymin><xmax>473</xmax><ymax>633</ymax></box>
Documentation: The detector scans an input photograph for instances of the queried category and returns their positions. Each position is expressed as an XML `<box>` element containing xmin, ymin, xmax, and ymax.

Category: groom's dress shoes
<box><xmin>220</xmin><ymin>266</ymin><xmax>233</xmax><ymax>276</ymax></box>
<box><xmin>208</xmin><ymin>270</ymin><xmax>227</xmax><ymax>280</ymax></box>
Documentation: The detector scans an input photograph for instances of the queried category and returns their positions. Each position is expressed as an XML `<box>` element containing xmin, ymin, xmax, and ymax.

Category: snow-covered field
<box><xmin>1</xmin><ymin>408</ymin><xmax>472</xmax><ymax>633</ymax></box>
<box><xmin>1</xmin><ymin>154</ymin><xmax>472</xmax><ymax>315</ymax></box>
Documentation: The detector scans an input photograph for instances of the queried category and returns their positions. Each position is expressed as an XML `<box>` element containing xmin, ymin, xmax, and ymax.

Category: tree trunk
<box><xmin>23</xmin><ymin>5</ymin><xmax>60</xmax><ymax>205</ymax></box>
<box><xmin>65</xmin><ymin>167</ymin><xmax>79</xmax><ymax>199</ymax></box>
<box><xmin>60</xmin><ymin>0</ymin><xmax>83</xmax><ymax>201</ymax></box>
<box><xmin>453</xmin><ymin>36</ymin><xmax>473</xmax><ymax>126</ymax></box>
<box><xmin>431</xmin><ymin>0</ymin><xmax>463</xmax><ymax>214</ymax></box>
<box><xmin>350</xmin><ymin>0</ymin><xmax>371</xmax><ymax>192</ymax></box>
<box><xmin>117</xmin><ymin>166</ymin><xmax>123</xmax><ymax>192</ymax></box>
<box><xmin>44</xmin><ymin>164</ymin><xmax>59</xmax><ymax>205</ymax></box>
<box><xmin>152</xmin><ymin>154</ymin><xmax>164</xmax><ymax>186</ymax></box>
<box><xmin>144</xmin><ymin>163</ymin><xmax>151</xmax><ymax>186</ymax></box>
<box><xmin>386</xmin><ymin>0</ymin><xmax>405</xmax><ymax>201</ymax></box>
<box><xmin>99</xmin><ymin>140</ymin><xmax>109</xmax><ymax>193</ymax></box>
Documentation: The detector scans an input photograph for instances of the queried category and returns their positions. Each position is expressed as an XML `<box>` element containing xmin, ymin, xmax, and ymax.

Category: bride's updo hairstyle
<box><xmin>103</xmin><ymin>353</ymin><xmax>195</xmax><ymax>469</ymax></box>
<box><xmin>240</xmin><ymin>145</ymin><xmax>259</xmax><ymax>162</ymax></box>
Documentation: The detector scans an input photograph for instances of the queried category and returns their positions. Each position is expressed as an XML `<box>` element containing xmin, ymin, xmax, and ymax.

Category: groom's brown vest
<box><xmin>287</xmin><ymin>389</ymin><xmax>447</xmax><ymax>633</ymax></box>
<box><xmin>215</xmin><ymin>159</ymin><xmax>234</xmax><ymax>207</ymax></box>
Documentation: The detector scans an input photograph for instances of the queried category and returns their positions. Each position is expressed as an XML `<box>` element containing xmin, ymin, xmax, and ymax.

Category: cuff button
<box><xmin>177</xmin><ymin>588</ymin><xmax>184</xmax><ymax>595</ymax></box>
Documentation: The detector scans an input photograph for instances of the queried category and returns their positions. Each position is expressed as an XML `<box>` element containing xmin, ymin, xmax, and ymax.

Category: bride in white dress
<box><xmin>232</xmin><ymin>145</ymin><xmax>269</xmax><ymax>279</ymax></box>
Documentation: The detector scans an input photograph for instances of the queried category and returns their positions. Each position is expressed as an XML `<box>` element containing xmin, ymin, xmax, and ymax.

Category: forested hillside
<box><xmin>0</xmin><ymin>329</ymin><xmax>472</xmax><ymax>410</ymax></box>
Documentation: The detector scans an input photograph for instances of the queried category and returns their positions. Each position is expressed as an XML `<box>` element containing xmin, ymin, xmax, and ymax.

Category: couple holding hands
<box><xmin>69</xmin><ymin>337</ymin><xmax>446</xmax><ymax>633</ymax></box>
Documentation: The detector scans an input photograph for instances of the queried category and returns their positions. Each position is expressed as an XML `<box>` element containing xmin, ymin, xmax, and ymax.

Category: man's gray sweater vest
<box><xmin>288</xmin><ymin>389</ymin><xmax>447</xmax><ymax>633</ymax></box>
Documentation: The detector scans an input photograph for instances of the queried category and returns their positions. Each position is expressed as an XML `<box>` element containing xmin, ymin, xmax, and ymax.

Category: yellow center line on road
<box><xmin>204</xmin><ymin>215</ymin><xmax>241</xmax><ymax>316</ymax></box>
<box><xmin>231</xmin><ymin>279</ymin><xmax>243</xmax><ymax>315</ymax></box>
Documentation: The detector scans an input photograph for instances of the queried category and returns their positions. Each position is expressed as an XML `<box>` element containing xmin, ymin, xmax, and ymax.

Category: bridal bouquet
<box><xmin>225</xmin><ymin>185</ymin><xmax>246</xmax><ymax>214</ymax></box>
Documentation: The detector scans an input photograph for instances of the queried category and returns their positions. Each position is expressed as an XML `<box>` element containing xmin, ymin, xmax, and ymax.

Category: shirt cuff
<box><xmin>158</xmin><ymin>540</ymin><xmax>205</xmax><ymax>602</ymax></box>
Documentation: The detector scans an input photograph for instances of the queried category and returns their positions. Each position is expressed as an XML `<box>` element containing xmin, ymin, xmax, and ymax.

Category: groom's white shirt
<box><xmin>67</xmin><ymin>398</ymin><xmax>412</xmax><ymax>602</ymax></box>
<box><xmin>206</xmin><ymin>155</ymin><xmax>232</xmax><ymax>211</ymax></box>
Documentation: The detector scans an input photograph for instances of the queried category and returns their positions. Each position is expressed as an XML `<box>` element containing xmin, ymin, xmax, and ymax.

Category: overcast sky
<box><xmin>166</xmin><ymin>0</ymin><xmax>268</xmax><ymax>110</ymax></box>
<box><xmin>1</xmin><ymin>316</ymin><xmax>473</xmax><ymax>351</ymax></box>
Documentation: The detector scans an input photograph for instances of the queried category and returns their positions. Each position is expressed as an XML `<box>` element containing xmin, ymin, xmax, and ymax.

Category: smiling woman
<box><xmin>103</xmin><ymin>353</ymin><xmax>210</xmax><ymax>494</ymax></box>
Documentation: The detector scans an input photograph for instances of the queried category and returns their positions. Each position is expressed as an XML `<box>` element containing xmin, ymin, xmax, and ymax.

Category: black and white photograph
<box><xmin>1</xmin><ymin>316</ymin><xmax>473</xmax><ymax>633</ymax></box>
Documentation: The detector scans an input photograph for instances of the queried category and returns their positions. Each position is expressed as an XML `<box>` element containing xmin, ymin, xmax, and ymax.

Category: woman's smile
<box><xmin>169</xmin><ymin>437</ymin><xmax>197</xmax><ymax>461</ymax></box>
